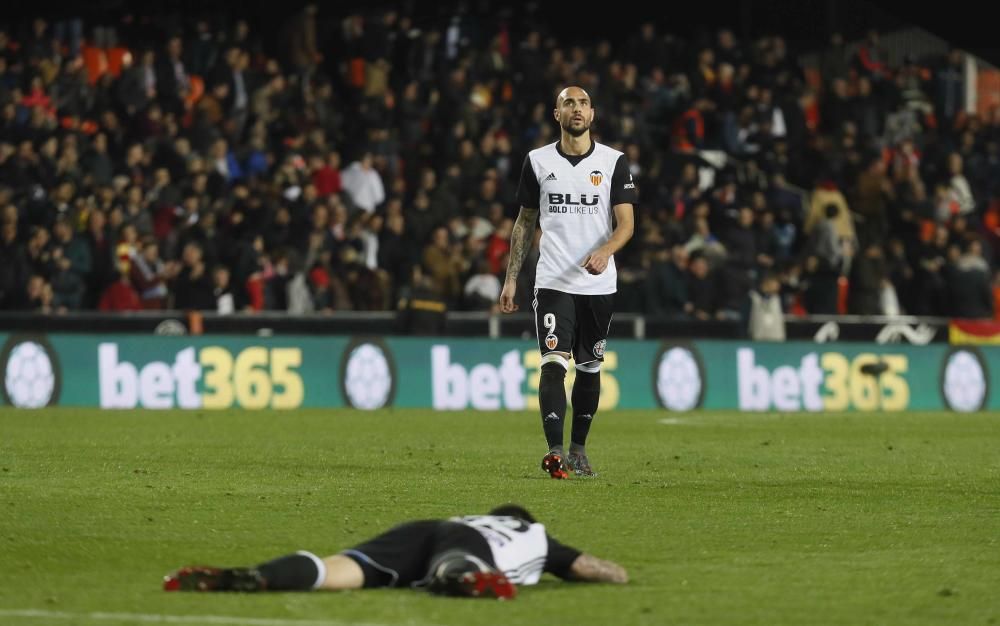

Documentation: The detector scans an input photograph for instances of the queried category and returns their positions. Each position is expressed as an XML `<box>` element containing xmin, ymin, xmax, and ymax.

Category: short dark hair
<box><xmin>488</xmin><ymin>504</ymin><xmax>536</xmax><ymax>524</ymax></box>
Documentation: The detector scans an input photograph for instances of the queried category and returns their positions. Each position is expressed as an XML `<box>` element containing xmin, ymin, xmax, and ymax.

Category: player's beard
<box><xmin>561</xmin><ymin>118</ymin><xmax>591</xmax><ymax>137</ymax></box>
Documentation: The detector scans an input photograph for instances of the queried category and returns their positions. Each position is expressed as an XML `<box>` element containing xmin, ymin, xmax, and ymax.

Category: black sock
<box><xmin>539</xmin><ymin>361</ymin><xmax>568</xmax><ymax>452</ymax></box>
<box><xmin>571</xmin><ymin>369</ymin><xmax>600</xmax><ymax>450</ymax></box>
<box><xmin>255</xmin><ymin>552</ymin><xmax>322</xmax><ymax>591</ymax></box>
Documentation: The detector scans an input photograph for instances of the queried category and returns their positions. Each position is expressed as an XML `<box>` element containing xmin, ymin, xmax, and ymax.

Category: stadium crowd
<box><xmin>1</xmin><ymin>2</ymin><xmax>999</xmax><ymax>322</ymax></box>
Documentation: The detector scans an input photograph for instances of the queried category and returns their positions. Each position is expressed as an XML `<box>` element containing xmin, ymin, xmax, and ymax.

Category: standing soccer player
<box><xmin>499</xmin><ymin>86</ymin><xmax>636</xmax><ymax>479</ymax></box>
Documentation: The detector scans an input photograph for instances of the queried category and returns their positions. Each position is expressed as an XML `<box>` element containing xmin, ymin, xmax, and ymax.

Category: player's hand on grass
<box><xmin>582</xmin><ymin>247</ymin><xmax>611</xmax><ymax>275</ymax></box>
<box><xmin>499</xmin><ymin>280</ymin><xmax>518</xmax><ymax>313</ymax></box>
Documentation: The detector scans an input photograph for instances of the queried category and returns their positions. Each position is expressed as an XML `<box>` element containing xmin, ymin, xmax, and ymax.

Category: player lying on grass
<box><xmin>163</xmin><ymin>504</ymin><xmax>627</xmax><ymax>599</ymax></box>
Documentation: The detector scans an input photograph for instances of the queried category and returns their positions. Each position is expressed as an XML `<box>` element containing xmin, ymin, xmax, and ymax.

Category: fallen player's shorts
<box><xmin>341</xmin><ymin>520</ymin><xmax>496</xmax><ymax>588</ymax></box>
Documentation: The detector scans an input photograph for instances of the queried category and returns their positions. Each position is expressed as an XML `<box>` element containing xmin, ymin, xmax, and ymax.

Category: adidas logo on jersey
<box><xmin>544</xmin><ymin>172</ymin><xmax>557</xmax><ymax>181</ymax></box>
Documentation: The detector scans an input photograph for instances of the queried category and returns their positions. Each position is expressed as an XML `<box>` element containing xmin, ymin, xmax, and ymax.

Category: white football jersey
<box><xmin>452</xmin><ymin>515</ymin><xmax>549</xmax><ymax>585</ymax></box>
<box><xmin>516</xmin><ymin>141</ymin><xmax>638</xmax><ymax>295</ymax></box>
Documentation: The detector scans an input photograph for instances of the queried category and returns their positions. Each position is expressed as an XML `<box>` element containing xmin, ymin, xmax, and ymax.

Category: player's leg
<box><xmin>256</xmin><ymin>550</ymin><xmax>345</xmax><ymax>590</ymax></box>
<box><xmin>533</xmin><ymin>288</ymin><xmax>575</xmax><ymax>479</ymax></box>
<box><xmin>163</xmin><ymin>550</ymin><xmax>346</xmax><ymax>592</ymax></box>
<box><xmin>316</xmin><ymin>555</ymin><xmax>365</xmax><ymax>590</ymax></box>
<box><xmin>568</xmin><ymin>359</ymin><xmax>601</xmax><ymax>477</ymax></box>
<box><xmin>164</xmin><ymin>521</ymin><xmax>441</xmax><ymax>592</ymax></box>
<box><xmin>568</xmin><ymin>293</ymin><xmax>614</xmax><ymax>477</ymax></box>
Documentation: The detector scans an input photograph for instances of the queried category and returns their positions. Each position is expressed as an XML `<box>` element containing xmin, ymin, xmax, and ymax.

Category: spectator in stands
<box><xmin>396</xmin><ymin>265</ymin><xmax>447</xmax><ymax>335</ymax></box>
<box><xmin>915</xmin><ymin>225</ymin><xmax>951</xmax><ymax>316</ymax></box>
<box><xmin>213</xmin><ymin>265</ymin><xmax>235</xmax><ymax>314</ymax></box>
<box><xmin>686</xmin><ymin>252</ymin><xmax>718</xmax><ymax>321</ymax></box>
<box><xmin>885</xmin><ymin>237</ymin><xmax>915</xmax><ymax>314</ymax></box>
<box><xmin>422</xmin><ymin>225</ymin><xmax>463</xmax><ymax>306</ymax></box>
<box><xmin>946</xmin><ymin>152</ymin><xmax>976</xmax><ymax>217</ymax></box>
<box><xmin>804</xmin><ymin>203</ymin><xmax>847</xmax><ymax>314</ymax></box>
<box><xmin>157</xmin><ymin>35</ymin><xmax>190</xmax><ymax>116</ymax></box>
<box><xmin>49</xmin><ymin>243</ymin><xmax>84</xmax><ymax>311</ymax></box>
<box><xmin>51</xmin><ymin>216</ymin><xmax>90</xmax><ymax>282</ymax></box>
<box><xmin>98</xmin><ymin>268</ymin><xmax>141</xmax><ymax>312</ymax></box>
<box><xmin>948</xmin><ymin>239</ymin><xmax>994</xmax><ymax>319</ymax></box>
<box><xmin>311</xmin><ymin>152</ymin><xmax>342</xmax><ymax>198</ymax></box>
<box><xmin>340</xmin><ymin>151</ymin><xmax>386</xmax><ymax>215</ymax></box>
<box><xmin>854</xmin><ymin>155</ymin><xmax>893</xmax><ymax>247</ymax></box>
<box><xmin>22</xmin><ymin>274</ymin><xmax>54</xmax><ymax>313</ymax></box>
<box><xmin>934</xmin><ymin>48</ymin><xmax>965</xmax><ymax>129</ymax></box>
<box><xmin>83</xmin><ymin>132</ymin><xmax>114</xmax><ymax>187</ymax></box>
<box><xmin>645</xmin><ymin>244</ymin><xmax>690</xmax><ymax>318</ymax></box>
<box><xmin>131</xmin><ymin>238</ymin><xmax>168</xmax><ymax>309</ymax></box>
<box><xmin>279</xmin><ymin>250</ymin><xmax>314</xmax><ymax>315</ymax></box>
<box><xmin>463</xmin><ymin>257</ymin><xmax>501</xmax><ymax>311</ymax></box>
<box><xmin>748</xmin><ymin>273</ymin><xmax>785</xmax><ymax>340</ymax></box>
<box><xmin>25</xmin><ymin>226</ymin><xmax>55</xmax><ymax>282</ymax></box>
<box><xmin>848</xmin><ymin>242</ymin><xmax>887</xmax><ymax>316</ymax></box>
<box><xmin>171</xmin><ymin>241</ymin><xmax>214</xmax><ymax>310</ymax></box>
<box><xmin>684</xmin><ymin>215</ymin><xmax>726</xmax><ymax>268</ymax></box>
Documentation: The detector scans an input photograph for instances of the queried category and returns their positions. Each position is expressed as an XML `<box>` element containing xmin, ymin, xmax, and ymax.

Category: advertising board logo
<box><xmin>99</xmin><ymin>343</ymin><xmax>304</xmax><ymax>410</ymax></box>
<box><xmin>341</xmin><ymin>339</ymin><xmax>395</xmax><ymax>410</ymax></box>
<box><xmin>736</xmin><ymin>348</ymin><xmax>910</xmax><ymax>412</ymax></box>
<box><xmin>432</xmin><ymin>345</ymin><xmax>621</xmax><ymax>411</ymax></box>
<box><xmin>1</xmin><ymin>335</ymin><xmax>61</xmax><ymax>408</ymax></box>
<box><xmin>432</xmin><ymin>345</ymin><xmax>525</xmax><ymax>410</ymax></box>
<box><xmin>940</xmin><ymin>347</ymin><xmax>988</xmax><ymax>412</ymax></box>
<box><xmin>652</xmin><ymin>344</ymin><xmax>704</xmax><ymax>411</ymax></box>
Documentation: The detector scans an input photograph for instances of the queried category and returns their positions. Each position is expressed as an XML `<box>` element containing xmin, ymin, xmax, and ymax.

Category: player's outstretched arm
<box><xmin>499</xmin><ymin>206</ymin><xmax>539</xmax><ymax>313</ymax></box>
<box><xmin>567</xmin><ymin>553</ymin><xmax>629</xmax><ymax>584</ymax></box>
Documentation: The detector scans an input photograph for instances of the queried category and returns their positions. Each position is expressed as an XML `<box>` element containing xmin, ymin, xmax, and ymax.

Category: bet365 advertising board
<box><xmin>1</xmin><ymin>333</ymin><xmax>997</xmax><ymax>412</ymax></box>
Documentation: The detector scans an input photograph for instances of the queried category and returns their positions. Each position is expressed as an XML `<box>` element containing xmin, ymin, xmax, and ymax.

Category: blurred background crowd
<box><xmin>1</xmin><ymin>1</ymin><xmax>998</xmax><ymax>324</ymax></box>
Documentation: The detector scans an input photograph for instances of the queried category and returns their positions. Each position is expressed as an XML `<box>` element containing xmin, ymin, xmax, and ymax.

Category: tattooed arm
<box><xmin>498</xmin><ymin>206</ymin><xmax>539</xmax><ymax>313</ymax></box>
<box><xmin>567</xmin><ymin>553</ymin><xmax>629</xmax><ymax>584</ymax></box>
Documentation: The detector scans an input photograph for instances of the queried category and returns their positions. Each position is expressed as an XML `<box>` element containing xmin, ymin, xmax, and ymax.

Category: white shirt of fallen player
<box><xmin>453</xmin><ymin>515</ymin><xmax>549</xmax><ymax>585</ymax></box>
<box><xmin>523</xmin><ymin>141</ymin><xmax>636</xmax><ymax>295</ymax></box>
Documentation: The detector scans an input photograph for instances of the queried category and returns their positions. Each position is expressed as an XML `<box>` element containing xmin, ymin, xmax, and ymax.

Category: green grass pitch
<box><xmin>1</xmin><ymin>408</ymin><xmax>999</xmax><ymax>625</ymax></box>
